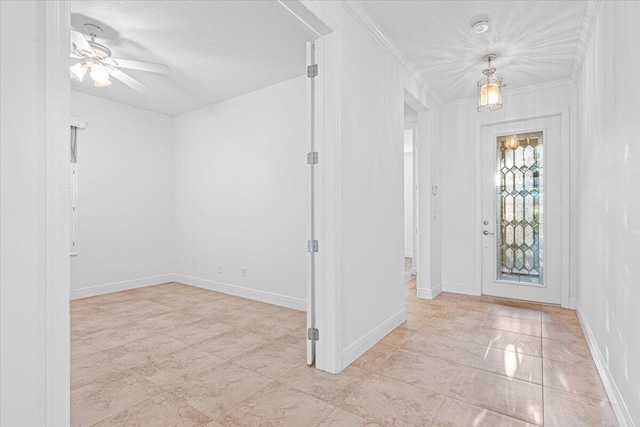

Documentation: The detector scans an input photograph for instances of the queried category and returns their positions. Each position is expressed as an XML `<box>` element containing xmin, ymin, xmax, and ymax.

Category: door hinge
<box><xmin>307</xmin><ymin>151</ymin><xmax>318</xmax><ymax>165</ymax></box>
<box><xmin>307</xmin><ymin>327</ymin><xmax>319</xmax><ymax>341</ymax></box>
<box><xmin>307</xmin><ymin>64</ymin><xmax>318</xmax><ymax>78</ymax></box>
<box><xmin>307</xmin><ymin>239</ymin><xmax>318</xmax><ymax>253</ymax></box>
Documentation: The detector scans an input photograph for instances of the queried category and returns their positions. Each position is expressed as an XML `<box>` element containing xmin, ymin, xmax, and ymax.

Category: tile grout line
<box><xmin>73</xmin><ymin>282</ymin><xmax>593</xmax><ymax>426</ymax></box>
<box><xmin>442</xmin><ymin>367</ymin><xmax>543</xmax><ymax>426</ymax></box>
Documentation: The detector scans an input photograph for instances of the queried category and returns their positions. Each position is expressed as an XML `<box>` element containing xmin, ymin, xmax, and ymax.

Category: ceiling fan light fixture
<box><xmin>70</xmin><ymin>26</ymin><xmax>169</xmax><ymax>93</ymax></box>
<box><xmin>89</xmin><ymin>63</ymin><xmax>110</xmax><ymax>86</ymax></box>
<box><xmin>477</xmin><ymin>54</ymin><xmax>503</xmax><ymax>113</ymax></box>
<box><xmin>70</xmin><ymin>62</ymin><xmax>88</xmax><ymax>82</ymax></box>
<box><xmin>93</xmin><ymin>79</ymin><xmax>111</xmax><ymax>87</ymax></box>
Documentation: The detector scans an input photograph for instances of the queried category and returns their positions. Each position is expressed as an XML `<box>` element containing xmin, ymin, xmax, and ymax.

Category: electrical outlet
<box><xmin>241</xmin><ymin>268</ymin><xmax>246</xmax><ymax>278</ymax></box>
<box><xmin>218</xmin><ymin>265</ymin><xmax>223</xmax><ymax>274</ymax></box>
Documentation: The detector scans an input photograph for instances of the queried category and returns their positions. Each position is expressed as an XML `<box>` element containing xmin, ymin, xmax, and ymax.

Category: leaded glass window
<box><xmin>496</xmin><ymin>132</ymin><xmax>544</xmax><ymax>284</ymax></box>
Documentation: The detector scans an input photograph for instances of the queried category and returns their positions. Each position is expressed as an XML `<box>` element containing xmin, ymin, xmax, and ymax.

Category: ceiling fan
<box><xmin>70</xmin><ymin>23</ymin><xmax>170</xmax><ymax>94</ymax></box>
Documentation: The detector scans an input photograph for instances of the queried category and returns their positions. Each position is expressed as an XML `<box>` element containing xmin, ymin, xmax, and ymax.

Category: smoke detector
<box><xmin>470</xmin><ymin>14</ymin><xmax>490</xmax><ymax>34</ymax></box>
<box><xmin>472</xmin><ymin>19</ymin><xmax>490</xmax><ymax>34</ymax></box>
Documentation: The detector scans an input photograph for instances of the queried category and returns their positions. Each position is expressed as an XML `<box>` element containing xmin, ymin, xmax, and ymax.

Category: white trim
<box><xmin>442</xmin><ymin>281</ymin><xmax>479</xmax><ymax>296</ymax></box>
<box><xmin>404</xmin><ymin>252</ymin><xmax>413</xmax><ymax>258</ymax></box>
<box><xmin>410</xmin><ymin>267</ymin><xmax>417</xmax><ymax>275</ymax></box>
<box><xmin>445</xmin><ymin>79</ymin><xmax>576</xmax><ymax>108</ymax></box>
<box><xmin>175</xmin><ymin>274</ymin><xmax>306</xmax><ymax>312</ymax></box>
<box><xmin>70</xmin><ymin>117</ymin><xmax>87</xmax><ymax>130</ymax></box>
<box><xmin>474</xmin><ymin>108</ymin><xmax>571</xmax><ymax>307</ymax></box>
<box><xmin>339</xmin><ymin>0</ymin><xmax>443</xmax><ymax>107</ymax></box>
<box><xmin>340</xmin><ymin>308</ymin><xmax>406</xmax><ymax>369</ymax></box>
<box><xmin>313</xmin><ymin>31</ymin><xmax>341</xmax><ymax>374</ymax></box>
<box><xmin>404</xmin><ymin>119</ymin><xmax>418</xmax><ymax>128</ymax></box>
<box><xmin>299</xmin><ymin>0</ymin><xmax>339</xmax><ymax>32</ymax></box>
<box><xmin>417</xmin><ymin>283</ymin><xmax>442</xmax><ymax>300</ymax></box>
<box><xmin>70</xmin><ymin>275</ymin><xmax>176</xmax><ymax>300</ymax></box>
<box><xmin>576</xmin><ymin>301</ymin><xmax>634</xmax><ymax>427</ymax></box>
<box><xmin>570</xmin><ymin>1</ymin><xmax>602</xmax><ymax>82</ymax></box>
<box><xmin>45</xmin><ymin>1</ymin><xmax>71</xmax><ymax>425</ymax></box>
<box><xmin>277</xmin><ymin>0</ymin><xmax>334</xmax><ymax>37</ymax></box>
<box><xmin>568</xmin><ymin>297</ymin><xmax>577</xmax><ymax>310</ymax></box>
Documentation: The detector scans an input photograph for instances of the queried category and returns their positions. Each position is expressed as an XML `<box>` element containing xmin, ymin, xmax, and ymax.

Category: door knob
<box><xmin>483</xmin><ymin>230</ymin><xmax>494</xmax><ymax>235</ymax></box>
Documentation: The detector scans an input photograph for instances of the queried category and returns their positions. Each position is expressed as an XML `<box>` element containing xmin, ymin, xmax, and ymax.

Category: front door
<box><xmin>481</xmin><ymin>116</ymin><xmax>562</xmax><ymax>304</ymax></box>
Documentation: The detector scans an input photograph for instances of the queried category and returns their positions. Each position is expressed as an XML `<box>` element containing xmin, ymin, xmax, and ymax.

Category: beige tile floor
<box><xmin>71</xmin><ymin>279</ymin><xmax>618</xmax><ymax>426</ymax></box>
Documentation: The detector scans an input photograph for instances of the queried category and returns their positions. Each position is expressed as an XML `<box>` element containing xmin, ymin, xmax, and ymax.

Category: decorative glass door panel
<box><xmin>496</xmin><ymin>132</ymin><xmax>544</xmax><ymax>284</ymax></box>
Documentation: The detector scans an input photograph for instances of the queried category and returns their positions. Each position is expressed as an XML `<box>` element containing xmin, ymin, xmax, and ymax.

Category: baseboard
<box><xmin>71</xmin><ymin>274</ymin><xmax>176</xmax><ymax>300</ymax></box>
<box><xmin>410</xmin><ymin>268</ymin><xmax>417</xmax><ymax>275</ymax></box>
<box><xmin>417</xmin><ymin>283</ymin><xmax>442</xmax><ymax>300</ymax></box>
<box><xmin>174</xmin><ymin>274</ymin><xmax>305</xmax><ymax>312</ymax></box>
<box><xmin>404</xmin><ymin>252</ymin><xmax>413</xmax><ymax>258</ymax></box>
<box><xmin>568</xmin><ymin>297</ymin><xmax>577</xmax><ymax>310</ymax></box>
<box><xmin>442</xmin><ymin>281</ymin><xmax>480</xmax><ymax>296</ymax></box>
<box><xmin>576</xmin><ymin>301</ymin><xmax>634</xmax><ymax>427</ymax></box>
<box><xmin>340</xmin><ymin>308</ymin><xmax>406</xmax><ymax>370</ymax></box>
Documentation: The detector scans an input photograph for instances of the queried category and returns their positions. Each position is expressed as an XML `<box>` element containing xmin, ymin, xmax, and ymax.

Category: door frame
<box><xmin>42</xmin><ymin>1</ymin><xmax>341</xmax><ymax>424</ymax></box>
<box><xmin>402</xmin><ymin>123</ymin><xmax>419</xmax><ymax>277</ymax></box>
<box><xmin>474</xmin><ymin>108</ymin><xmax>571</xmax><ymax>308</ymax></box>
<box><xmin>411</xmin><ymin>127</ymin><xmax>419</xmax><ymax>276</ymax></box>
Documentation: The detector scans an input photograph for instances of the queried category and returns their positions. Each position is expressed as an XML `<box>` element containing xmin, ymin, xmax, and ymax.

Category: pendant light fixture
<box><xmin>505</xmin><ymin>135</ymin><xmax>519</xmax><ymax>150</ymax></box>
<box><xmin>477</xmin><ymin>54</ymin><xmax>503</xmax><ymax>112</ymax></box>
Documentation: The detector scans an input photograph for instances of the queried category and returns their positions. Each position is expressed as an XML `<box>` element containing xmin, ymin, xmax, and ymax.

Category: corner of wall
<box><xmin>340</xmin><ymin>307</ymin><xmax>406</xmax><ymax>370</ymax></box>
<box><xmin>576</xmin><ymin>301</ymin><xmax>635</xmax><ymax>427</ymax></box>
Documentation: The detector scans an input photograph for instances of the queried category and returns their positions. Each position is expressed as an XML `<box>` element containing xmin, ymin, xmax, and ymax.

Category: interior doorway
<box><xmin>480</xmin><ymin>115</ymin><xmax>563</xmax><ymax>304</ymax></box>
<box><xmin>66</xmin><ymin>4</ymin><xmax>334</xmax><ymax>423</ymax></box>
<box><xmin>404</xmin><ymin>104</ymin><xmax>418</xmax><ymax>282</ymax></box>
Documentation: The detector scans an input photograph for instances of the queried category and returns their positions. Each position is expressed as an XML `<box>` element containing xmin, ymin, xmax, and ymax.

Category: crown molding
<box><xmin>570</xmin><ymin>1</ymin><xmax>602</xmax><ymax>82</ymax></box>
<box><xmin>444</xmin><ymin>78</ymin><xmax>576</xmax><ymax>108</ymax></box>
<box><xmin>338</xmin><ymin>0</ymin><xmax>443</xmax><ymax>108</ymax></box>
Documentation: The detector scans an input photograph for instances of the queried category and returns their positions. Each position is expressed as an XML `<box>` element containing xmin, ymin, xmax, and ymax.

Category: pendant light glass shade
<box><xmin>477</xmin><ymin>54</ymin><xmax>503</xmax><ymax>113</ymax></box>
<box><xmin>90</xmin><ymin>63</ymin><xmax>110</xmax><ymax>85</ymax></box>
<box><xmin>504</xmin><ymin>135</ymin><xmax>519</xmax><ymax>149</ymax></box>
<box><xmin>70</xmin><ymin>62</ymin><xmax>88</xmax><ymax>82</ymax></box>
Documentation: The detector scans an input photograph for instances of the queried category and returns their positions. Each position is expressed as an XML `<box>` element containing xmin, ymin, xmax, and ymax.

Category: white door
<box><xmin>306</xmin><ymin>39</ymin><xmax>316</xmax><ymax>365</ymax></box>
<box><xmin>481</xmin><ymin>116</ymin><xmax>562</xmax><ymax>304</ymax></box>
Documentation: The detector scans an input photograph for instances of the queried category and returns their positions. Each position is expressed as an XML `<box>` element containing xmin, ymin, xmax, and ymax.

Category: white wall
<box><xmin>70</xmin><ymin>92</ymin><xmax>174</xmax><ymax>296</ymax></box>
<box><xmin>441</xmin><ymin>83</ymin><xmax>576</xmax><ymax>296</ymax></box>
<box><xmin>575</xmin><ymin>2</ymin><xmax>640</xmax><ymax>424</ymax></box>
<box><xmin>1</xmin><ymin>1</ymin><xmax>69</xmax><ymax>424</ymax></box>
<box><xmin>404</xmin><ymin>140</ymin><xmax>413</xmax><ymax>257</ymax></box>
<box><xmin>300</xmin><ymin>1</ymin><xmax>444</xmax><ymax>371</ymax></box>
<box><xmin>333</xmin><ymin>10</ymin><xmax>406</xmax><ymax>356</ymax></box>
<box><xmin>172</xmin><ymin>76</ymin><xmax>308</xmax><ymax>309</ymax></box>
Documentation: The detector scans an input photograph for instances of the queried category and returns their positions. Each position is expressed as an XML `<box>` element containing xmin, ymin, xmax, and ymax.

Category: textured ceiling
<box><xmin>361</xmin><ymin>1</ymin><xmax>591</xmax><ymax>102</ymax></box>
<box><xmin>70</xmin><ymin>1</ymin><xmax>314</xmax><ymax>116</ymax></box>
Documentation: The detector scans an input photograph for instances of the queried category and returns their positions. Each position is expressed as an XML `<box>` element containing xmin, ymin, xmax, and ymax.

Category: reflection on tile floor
<box><xmin>71</xmin><ymin>279</ymin><xmax>618</xmax><ymax>426</ymax></box>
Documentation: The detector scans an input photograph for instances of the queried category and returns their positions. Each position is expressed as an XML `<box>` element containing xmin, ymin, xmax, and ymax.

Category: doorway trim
<box><xmin>403</xmin><ymin>122</ymin><xmax>418</xmax><ymax>279</ymax></box>
<box><xmin>45</xmin><ymin>1</ymin><xmax>72</xmax><ymax>425</ymax></box>
<box><xmin>474</xmin><ymin>108</ymin><xmax>571</xmax><ymax>308</ymax></box>
<box><xmin>43</xmin><ymin>1</ymin><xmax>341</xmax><ymax>424</ymax></box>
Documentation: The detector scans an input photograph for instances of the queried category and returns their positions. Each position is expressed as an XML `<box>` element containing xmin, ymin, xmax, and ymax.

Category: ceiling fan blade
<box><xmin>70</xmin><ymin>29</ymin><xmax>95</xmax><ymax>56</ymax></box>
<box><xmin>108</xmin><ymin>68</ymin><xmax>150</xmax><ymax>94</ymax></box>
<box><xmin>106</xmin><ymin>58</ymin><xmax>170</xmax><ymax>74</ymax></box>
